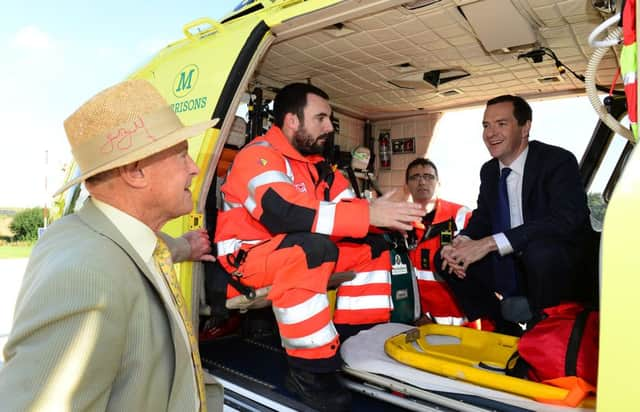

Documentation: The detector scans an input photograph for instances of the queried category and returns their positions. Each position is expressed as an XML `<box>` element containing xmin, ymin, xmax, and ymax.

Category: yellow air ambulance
<box><xmin>53</xmin><ymin>0</ymin><xmax>638</xmax><ymax>410</ymax></box>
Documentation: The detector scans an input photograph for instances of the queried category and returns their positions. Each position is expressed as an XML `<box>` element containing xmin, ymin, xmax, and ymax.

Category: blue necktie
<box><xmin>496</xmin><ymin>168</ymin><xmax>512</xmax><ymax>232</ymax></box>
<box><xmin>493</xmin><ymin>167</ymin><xmax>518</xmax><ymax>297</ymax></box>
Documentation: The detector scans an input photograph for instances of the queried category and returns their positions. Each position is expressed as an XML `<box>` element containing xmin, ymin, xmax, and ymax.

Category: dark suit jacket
<box><xmin>461</xmin><ymin>140</ymin><xmax>590</xmax><ymax>254</ymax></box>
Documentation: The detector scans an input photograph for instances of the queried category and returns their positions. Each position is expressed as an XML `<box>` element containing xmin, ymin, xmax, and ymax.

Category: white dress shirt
<box><xmin>493</xmin><ymin>146</ymin><xmax>529</xmax><ymax>256</ymax></box>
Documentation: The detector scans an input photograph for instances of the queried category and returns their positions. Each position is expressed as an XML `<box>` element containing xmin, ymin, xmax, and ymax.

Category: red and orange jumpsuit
<box><xmin>409</xmin><ymin>199</ymin><xmax>471</xmax><ymax>325</ymax></box>
<box><xmin>215</xmin><ymin>126</ymin><xmax>392</xmax><ymax>369</ymax></box>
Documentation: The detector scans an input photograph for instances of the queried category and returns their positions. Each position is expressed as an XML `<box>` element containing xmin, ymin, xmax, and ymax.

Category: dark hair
<box><xmin>273</xmin><ymin>83</ymin><xmax>330</xmax><ymax>128</ymax></box>
<box><xmin>406</xmin><ymin>158</ymin><xmax>438</xmax><ymax>183</ymax></box>
<box><xmin>486</xmin><ymin>95</ymin><xmax>532</xmax><ymax>126</ymax></box>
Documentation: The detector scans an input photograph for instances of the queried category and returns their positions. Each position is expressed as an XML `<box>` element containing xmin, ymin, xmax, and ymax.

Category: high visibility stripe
<box><xmin>455</xmin><ymin>206</ymin><xmax>471</xmax><ymax>235</ymax></box>
<box><xmin>430</xmin><ymin>314</ymin><xmax>466</xmax><ymax>326</ymax></box>
<box><xmin>244</xmin><ymin>197</ymin><xmax>257</xmax><ymax>214</ymax></box>
<box><xmin>284</xmin><ymin>157</ymin><xmax>294</xmax><ymax>181</ymax></box>
<box><xmin>333</xmin><ymin>188</ymin><xmax>356</xmax><ymax>201</ymax></box>
<box><xmin>315</xmin><ymin>202</ymin><xmax>337</xmax><ymax>235</ymax></box>
<box><xmin>248</xmin><ymin>170</ymin><xmax>292</xmax><ymax>193</ymax></box>
<box><xmin>623</xmin><ymin>71</ymin><xmax>637</xmax><ymax>85</ymax></box>
<box><xmin>222</xmin><ymin>199</ymin><xmax>242</xmax><ymax>211</ymax></box>
<box><xmin>415</xmin><ymin>269</ymin><xmax>436</xmax><ymax>281</ymax></box>
<box><xmin>280</xmin><ymin>322</ymin><xmax>337</xmax><ymax>349</ymax></box>
<box><xmin>335</xmin><ymin>295</ymin><xmax>391</xmax><ymax>311</ymax></box>
<box><xmin>341</xmin><ymin>270</ymin><xmax>390</xmax><ymax>286</ymax></box>
<box><xmin>245</xmin><ymin>170</ymin><xmax>292</xmax><ymax>212</ymax></box>
<box><xmin>273</xmin><ymin>293</ymin><xmax>329</xmax><ymax>325</ymax></box>
<box><xmin>216</xmin><ymin>238</ymin><xmax>262</xmax><ymax>256</ymax></box>
<box><xmin>246</xmin><ymin>140</ymin><xmax>271</xmax><ymax>148</ymax></box>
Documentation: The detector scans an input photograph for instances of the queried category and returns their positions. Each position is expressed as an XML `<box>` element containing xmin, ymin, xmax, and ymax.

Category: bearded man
<box><xmin>214</xmin><ymin>83</ymin><xmax>424</xmax><ymax>411</ymax></box>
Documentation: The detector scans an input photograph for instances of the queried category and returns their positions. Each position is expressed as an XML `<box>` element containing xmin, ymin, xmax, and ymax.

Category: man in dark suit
<box><xmin>438</xmin><ymin>95</ymin><xmax>590</xmax><ymax>335</ymax></box>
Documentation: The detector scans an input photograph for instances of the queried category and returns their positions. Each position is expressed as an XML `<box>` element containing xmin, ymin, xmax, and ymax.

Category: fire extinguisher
<box><xmin>379</xmin><ymin>132</ymin><xmax>391</xmax><ymax>169</ymax></box>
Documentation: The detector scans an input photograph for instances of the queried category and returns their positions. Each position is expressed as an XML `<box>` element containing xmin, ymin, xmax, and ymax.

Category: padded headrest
<box><xmin>227</xmin><ymin>116</ymin><xmax>247</xmax><ymax>148</ymax></box>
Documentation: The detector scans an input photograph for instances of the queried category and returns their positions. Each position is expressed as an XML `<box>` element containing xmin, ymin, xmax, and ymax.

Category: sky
<box><xmin>0</xmin><ymin>0</ymin><xmax>238</xmax><ymax>208</ymax></box>
<box><xmin>0</xmin><ymin>1</ymin><xmax>619</xmax><ymax>209</ymax></box>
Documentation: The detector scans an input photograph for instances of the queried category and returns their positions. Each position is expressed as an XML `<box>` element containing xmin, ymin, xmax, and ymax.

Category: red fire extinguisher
<box><xmin>379</xmin><ymin>132</ymin><xmax>391</xmax><ymax>169</ymax></box>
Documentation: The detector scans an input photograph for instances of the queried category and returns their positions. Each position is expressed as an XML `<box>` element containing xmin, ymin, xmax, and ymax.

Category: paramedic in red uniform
<box><xmin>214</xmin><ymin>83</ymin><xmax>424</xmax><ymax>411</ymax></box>
<box><xmin>405</xmin><ymin>158</ymin><xmax>471</xmax><ymax>326</ymax></box>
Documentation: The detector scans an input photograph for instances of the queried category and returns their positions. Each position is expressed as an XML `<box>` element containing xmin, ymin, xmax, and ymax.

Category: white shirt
<box><xmin>493</xmin><ymin>146</ymin><xmax>528</xmax><ymax>256</ymax></box>
<box><xmin>91</xmin><ymin>198</ymin><xmax>199</xmax><ymax>405</ymax></box>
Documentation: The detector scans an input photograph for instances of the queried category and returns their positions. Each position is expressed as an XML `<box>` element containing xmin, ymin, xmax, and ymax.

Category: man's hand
<box><xmin>440</xmin><ymin>241</ymin><xmax>467</xmax><ymax>278</ymax></box>
<box><xmin>183</xmin><ymin>229</ymin><xmax>216</xmax><ymax>262</ymax></box>
<box><xmin>441</xmin><ymin>236</ymin><xmax>496</xmax><ymax>278</ymax></box>
<box><xmin>369</xmin><ymin>189</ymin><xmax>425</xmax><ymax>231</ymax></box>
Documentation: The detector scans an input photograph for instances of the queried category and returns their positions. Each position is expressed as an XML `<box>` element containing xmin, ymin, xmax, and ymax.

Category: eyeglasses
<box><xmin>408</xmin><ymin>173</ymin><xmax>437</xmax><ymax>182</ymax></box>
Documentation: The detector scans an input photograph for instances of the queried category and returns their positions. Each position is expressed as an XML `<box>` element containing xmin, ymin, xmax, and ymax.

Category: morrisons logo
<box><xmin>173</xmin><ymin>64</ymin><xmax>199</xmax><ymax>98</ymax></box>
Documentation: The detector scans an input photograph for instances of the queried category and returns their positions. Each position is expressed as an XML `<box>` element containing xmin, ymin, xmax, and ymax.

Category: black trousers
<box><xmin>435</xmin><ymin>239</ymin><xmax>574</xmax><ymax>323</ymax></box>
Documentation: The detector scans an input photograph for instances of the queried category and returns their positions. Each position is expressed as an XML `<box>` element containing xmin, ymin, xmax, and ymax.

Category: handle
<box><xmin>183</xmin><ymin>17</ymin><xmax>224</xmax><ymax>40</ymax></box>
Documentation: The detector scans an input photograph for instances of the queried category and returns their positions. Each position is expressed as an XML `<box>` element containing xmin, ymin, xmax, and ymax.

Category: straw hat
<box><xmin>54</xmin><ymin>79</ymin><xmax>218</xmax><ymax>195</ymax></box>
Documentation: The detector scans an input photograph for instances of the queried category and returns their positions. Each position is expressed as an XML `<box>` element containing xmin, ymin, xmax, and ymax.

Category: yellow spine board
<box><xmin>384</xmin><ymin>324</ymin><xmax>569</xmax><ymax>401</ymax></box>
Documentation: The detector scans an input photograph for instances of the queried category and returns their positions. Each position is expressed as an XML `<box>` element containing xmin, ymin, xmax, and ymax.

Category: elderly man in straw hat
<box><xmin>0</xmin><ymin>79</ymin><xmax>223</xmax><ymax>411</ymax></box>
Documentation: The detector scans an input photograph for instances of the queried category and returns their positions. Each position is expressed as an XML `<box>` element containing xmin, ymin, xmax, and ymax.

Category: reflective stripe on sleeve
<box><xmin>245</xmin><ymin>170</ymin><xmax>292</xmax><ymax>213</ymax></box>
<box><xmin>332</xmin><ymin>188</ymin><xmax>356</xmax><ymax>201</ymax></box>
<box><xmin>454</xmin><ymin>206</ymin><xmax>471</xmax><ymax>235</ymax></box>
<box><xmin>272</xmin><ymin>293</ymin><xmax>329</xmax><ymax>325</ymax></box>
<box><xmin>216</xmin><ymin>239</ymin><xmax>262</xmax><ymax>256</ymax></box>
<box><xmin>280</xmin><ymin>323</ymin><xmax>338</xmax><ymax>349</ymax></box>
<box><xmin>248</xmin><ymin>170</ymin><xmax>292</xmax><ymax>193</ymax></box>
<box><xmin>315</xmin><ymin>201</ymin><xmax>337</xmax><ymax>235</ymax></box>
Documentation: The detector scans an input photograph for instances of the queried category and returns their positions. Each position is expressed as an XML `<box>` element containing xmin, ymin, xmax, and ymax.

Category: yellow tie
<box><xmin>153</xmin><ymin>236</ymin><xmax>207</xmax><ymax>412</ymax></box>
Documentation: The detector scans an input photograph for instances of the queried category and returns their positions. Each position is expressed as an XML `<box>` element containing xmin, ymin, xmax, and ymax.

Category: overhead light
<box><xmin>402</xmin><ymin>0</ymin><xmax>442</xmax><ymax>11</ymax></box>
<box><xmin>437</xmin><ymin>89</ymin><xmax>463</xmax><ymax>97</ymax></box>
<box><xmin>424</xmin><ymin>69</ymin><xmax>470</xmax><ymax>88</ymax></box>
<box><xmin>388</xmin><ymin>68</ymin><xmax>470</xmax><ymax>90</ymax></box>
<box><xmin>461</xmin><ymin>0</ymin><xmax>536</xmax><ymax>52</ymax></box>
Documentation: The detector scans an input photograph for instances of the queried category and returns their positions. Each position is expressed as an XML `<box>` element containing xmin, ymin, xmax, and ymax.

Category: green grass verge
<box><xmin>0</xmin><ymin>245</ymin><xmax>33</xmax><ymax>259</ymax></box>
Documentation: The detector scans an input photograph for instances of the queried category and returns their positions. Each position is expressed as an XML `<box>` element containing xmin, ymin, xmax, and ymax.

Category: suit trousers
<box><xmin>436</xmin><ymin>239</ymin><xmax>574</xmax><ymax>323</ymax></box>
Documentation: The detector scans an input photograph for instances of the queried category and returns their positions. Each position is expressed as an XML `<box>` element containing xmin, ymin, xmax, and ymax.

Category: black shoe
<box><xmin>500</xmin><ymin>296</ymin><xmax>533</xmax><ymax>324</ymax></box>
<box><xmin>495</xmin><ymin>319</ymin><xmax>525</xmax><ymax>337</ymax></box>
<box><xmin>285</xmin><ymin>367</ymin><xmax>352</xmax><ymax>411</ymax></box>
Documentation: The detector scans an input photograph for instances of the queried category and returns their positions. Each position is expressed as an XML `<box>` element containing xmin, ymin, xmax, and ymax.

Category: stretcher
<box><xmin>385</xmin><ymin>324</ymin><xmax>571</xmax><ymax>401</ymax></box>
<box><xmin>341</xmin><ymin>323</ymin><xmax>596</xmax><ymax>411</ymax></box>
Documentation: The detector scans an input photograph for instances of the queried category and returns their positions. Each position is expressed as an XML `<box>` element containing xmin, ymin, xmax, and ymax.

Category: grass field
<box><xmin>0</xmin><ymin>210</ymin><xmax>34</xmax><ymax>258</ymax></box>
<box><xmin>0</xmin><ymin>245</ymin><xmax>32</xmax><ymax>259</ymax></box>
